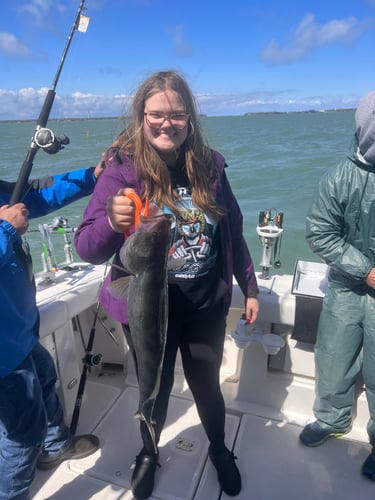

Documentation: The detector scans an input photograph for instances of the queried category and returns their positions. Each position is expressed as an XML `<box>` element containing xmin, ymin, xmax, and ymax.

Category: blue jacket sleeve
<box><xmin>0</xmin><ymin>167</ymin><xmax>96</xmax><ymax>219</ymax></box>
<box><xmin>0</xmin><ymin>220</ymin><xmax>19</xmax><ymax>268</ymax></box>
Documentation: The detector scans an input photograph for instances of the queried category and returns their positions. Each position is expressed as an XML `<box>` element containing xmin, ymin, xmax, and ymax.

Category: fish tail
<box><xmin>134</xmin><ymin>411</ymin><xmax>158</xmax><ymax>455</ymax></box>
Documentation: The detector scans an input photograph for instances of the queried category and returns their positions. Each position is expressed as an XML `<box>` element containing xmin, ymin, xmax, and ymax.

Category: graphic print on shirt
<box><xmin>167</xmin><ymin>186</ymin><xmax>218</xmax><ymax>281</ymax></box>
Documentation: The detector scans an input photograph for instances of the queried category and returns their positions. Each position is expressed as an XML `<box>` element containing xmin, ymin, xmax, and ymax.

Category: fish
<box><xmin>108</xmin><ymin>202</ymin><xmax>173</xmax><ymax>453</ymax></box>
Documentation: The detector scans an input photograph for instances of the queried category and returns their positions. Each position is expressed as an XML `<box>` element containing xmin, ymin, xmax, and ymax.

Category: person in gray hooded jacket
<box><xmin>299</xmin><ymin>90</ymin><xmax>375</xmax><ymax>480</ymax></box>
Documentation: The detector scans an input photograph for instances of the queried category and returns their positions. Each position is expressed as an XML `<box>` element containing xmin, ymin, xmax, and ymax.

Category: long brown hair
<box><xmin>110</xmin><ymin>70</ymin><xmax>224</xmax><ymax>218</ymax></box>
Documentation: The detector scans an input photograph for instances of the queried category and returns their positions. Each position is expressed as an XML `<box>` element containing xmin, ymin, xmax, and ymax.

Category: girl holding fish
<box><xmin>75</xmin><ymin>70</ymin><xmax>259</xmax><ymax>499</ymax></box>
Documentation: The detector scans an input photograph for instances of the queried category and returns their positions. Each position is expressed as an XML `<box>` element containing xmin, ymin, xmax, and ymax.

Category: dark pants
<box><xmin>0</xmin><ymin>343</ymin><xmax>70</xmax><ymax>500</ymax></box>
<box><xmin>123</xmin><ymin>299</ymin><xmax>227</xmax><ymax>453</ymax></box>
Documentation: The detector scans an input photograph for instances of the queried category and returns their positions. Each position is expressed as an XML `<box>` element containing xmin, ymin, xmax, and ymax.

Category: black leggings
<box><xmin>123</xmin><ymin>300</ymin><xmax>227</xmax><ymax>453</ymax></box>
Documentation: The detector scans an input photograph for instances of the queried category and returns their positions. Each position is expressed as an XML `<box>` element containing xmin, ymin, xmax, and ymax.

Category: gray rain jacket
<box><xmin>307</xmin><ymin>91</ymin><xmax>375</xmax><ymax>290</ymax></box>
<box><xmin>306</xmin><ymin>143</ymin><xmax>375</xmax><ymax>291</ymax></box>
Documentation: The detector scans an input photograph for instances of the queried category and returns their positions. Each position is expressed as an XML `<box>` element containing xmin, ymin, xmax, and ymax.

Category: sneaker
<box><xmin>131</xmin><ymin>451</ymin><xmax>160</xmax><ymax>499</ymax></box>
<box><xmin>299</xmin><ymin>421</ymin><xmax>350</xmax><ymax>447</ymax></box>
<box><xmin>362</xmin><ymin>450</ymin><xmax>375</xmax><ymax>481</ymax></box>
<box><xmin>37</xmin><ymin>434</ymin><xmax>99</xmax><ymax>470</ymax></box>
<box><xmin>209</xmin><ymin>446</ymin><xmax>241</xmax><ymax>497</ymax></box>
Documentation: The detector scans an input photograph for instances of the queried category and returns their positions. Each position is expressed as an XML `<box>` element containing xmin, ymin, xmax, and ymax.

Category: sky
<box><xmin>1</xmin><ymin>0</ymin><xmax>375</xmax><ymax>120</ymax></box>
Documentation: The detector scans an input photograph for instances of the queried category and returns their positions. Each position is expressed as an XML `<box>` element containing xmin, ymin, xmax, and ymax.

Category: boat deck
<box><xmin>30</xmin><ymin>376</ymin><xmax>373</xmax><ymax>500</ymax></box>
<box><xmin>30</xmin><ymin>265</ymin><xmax>374</xmax><ymax>499</ymax></box>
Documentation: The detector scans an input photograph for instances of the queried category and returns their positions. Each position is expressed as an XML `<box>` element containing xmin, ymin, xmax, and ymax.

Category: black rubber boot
<box><xmin>131</xmin><ymin>450</ymin><xmax>159</xmax><ymax>499</ymax></box>
<box><xmin>209</xmin><ymin>445</ymin><xmax>241</xmax><ymax>496</ymax></box>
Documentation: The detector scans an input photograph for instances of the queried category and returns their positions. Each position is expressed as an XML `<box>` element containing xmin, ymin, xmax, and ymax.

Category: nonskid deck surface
<box><xmin>31</xmin><ymin>385</ymin><xmax>374</xmax><ymax>500</ymax></box>
<box><xmin>31</xmin><ymin>385</ymin><xmax>231</xmax><ymax>500</ymax></box>
<box><xmin>236</xmin><ymin>415</ymin><xmax>373</xmax><ymax>500</ymax></box>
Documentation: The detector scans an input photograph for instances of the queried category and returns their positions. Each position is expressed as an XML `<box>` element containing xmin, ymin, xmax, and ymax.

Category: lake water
<box><xmin>0</xmin><ymin>111</ymin><xmax>356</xmax><ymax>274</ymax></box>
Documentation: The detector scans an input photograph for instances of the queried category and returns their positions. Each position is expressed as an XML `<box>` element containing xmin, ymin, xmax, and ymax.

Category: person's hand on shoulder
<box><xmin>0</xmin><ymin>203</ymin><xmax>29</xmax><ymax>235</ymax></box>
<box><xmin>93</xmin><ymin>153</ymin><xmax>107</xmax><ymax>180</ymax></box>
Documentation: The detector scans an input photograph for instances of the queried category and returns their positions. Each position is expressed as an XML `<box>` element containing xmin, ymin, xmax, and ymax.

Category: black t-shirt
<box><xmin>165</xmin><ymin>164</ymin><xmax>227</xmax><ymax>310</ymax></box>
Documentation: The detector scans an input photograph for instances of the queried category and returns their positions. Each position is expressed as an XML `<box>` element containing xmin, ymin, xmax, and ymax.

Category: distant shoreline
<box><xmin>0</xmin><ymin>108</ymin><xmax>355</xmax><ymax>123</ymax></box>
<box><xmin>243</xmin><ymin>108</ymin><xmax>355</xmax><ymax>116</ymax></box>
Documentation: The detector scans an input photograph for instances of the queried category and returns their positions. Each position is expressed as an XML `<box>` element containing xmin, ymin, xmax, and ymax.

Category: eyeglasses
<box><xmin>144</xmin><ymin>112</ymin><xmax>189</xmax><ymax>130</ymax></box>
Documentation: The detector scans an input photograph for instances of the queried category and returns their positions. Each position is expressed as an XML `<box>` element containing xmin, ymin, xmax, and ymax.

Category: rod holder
<box><xmin>231</xmin><ymin>318</ymin><xmax>285</xmax><ymax>354</ymax></box>
<box><xmin>257</xmin><ymin>223</ymin><xmax>283</xmax><ymax>279</ymax></box>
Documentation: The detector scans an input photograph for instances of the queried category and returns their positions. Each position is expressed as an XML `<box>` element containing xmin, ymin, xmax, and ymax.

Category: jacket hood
<box><xmin>355</xmin><ymin>90</ymin><xmax>375</xmax><ymax>165</ymax></box>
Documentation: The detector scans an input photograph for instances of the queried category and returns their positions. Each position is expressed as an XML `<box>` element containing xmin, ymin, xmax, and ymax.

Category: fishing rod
<box><xmin>70</xmin><ymin>305</ymin><xmax>103</xmax><ymax>436</ymax></box>
<box><xmin>69</xmin><ymin>194</ymin><xmax>147</xmax><ymax>435</ymax></box>
<box><xmin>9</xmin><ymin>0</ymin><xmax>88</xmax><ymax>206</ymax></box>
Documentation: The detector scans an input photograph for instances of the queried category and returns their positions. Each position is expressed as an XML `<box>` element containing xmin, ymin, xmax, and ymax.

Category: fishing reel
<box><xmin>83</xmin><ymin>352</ymin><xmax>103</xmax><ymax>368</ymax></box>
<box><xmin>47</xmin><ymin>217</ymin><xmax>76</xmax><ymax>266</ymax></box>
<box><xmin>257</xmin><ymin>208</ymin><xmax>284</xmax><ymax>279</ymax></box>
<box><xmin>34</xmin><ymin>127</ymin><xmax>70</xmax><ymax>154</ymax></box>
<box><xmin>49</xmin><ymin>216</ymin><xmax>70</xmax><ymax>230</ymax></box>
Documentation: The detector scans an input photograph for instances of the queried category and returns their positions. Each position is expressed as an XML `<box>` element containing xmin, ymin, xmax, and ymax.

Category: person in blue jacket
<box><xmin>0</xmin><ymin>160</ymin><xmax>105</xmax><ymax>500</ymax></box>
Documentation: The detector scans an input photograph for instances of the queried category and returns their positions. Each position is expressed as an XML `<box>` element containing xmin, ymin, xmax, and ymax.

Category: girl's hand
<box><xmin>245</xmin><ymin>297</ymin><xmax>259</xmax><ymax>324</ymax></box>
<box><xmin>106</xmin><ymin>188</ymin><xmax>137</xmax><ymax>233</ymax></box>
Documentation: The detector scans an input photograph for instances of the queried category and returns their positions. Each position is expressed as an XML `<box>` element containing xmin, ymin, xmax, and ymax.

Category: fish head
<box><xmin>119</xmin><ymin>205</ymin><xmax>173</xmax><ymax>275</ymax></box>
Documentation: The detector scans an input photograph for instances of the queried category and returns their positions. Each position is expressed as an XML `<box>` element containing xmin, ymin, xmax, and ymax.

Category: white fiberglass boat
<box><xmin>29</xmin><ymin>217</ymin><xmax>373</xmax><ymax>500</ymax></box>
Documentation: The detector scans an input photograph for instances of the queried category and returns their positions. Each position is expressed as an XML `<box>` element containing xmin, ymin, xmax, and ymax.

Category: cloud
<box><xmin>0</xmin><ymin>32</ymin><xmax>30</xmax><ymax>57</ymax></box>
<box><xmin>16</xmin><ymin>0</ymin><xmax>66</xmax><ymax>25</ymax></box>
<box><xmin>61</xmin><ymin>91</ymin><xmax>132</xmax><ymax>118</ymax></box>
<box><xmin>166</xmin><ymin>25</ymin><xmax>193</xmax><ymax>57</ymax></box>
<box><xmin>0</xmin><ymin>1</ymin><xmax>68</xmax><ymax>61</ymax></box>
<box><xmin>261</xmin><ymin>13</ymin><xmax>370</xmax><ymax>63</ymax></box>
<box><xmin>0</xmin><ymin>87</ymin><xmax>48</xmax><ymax>119</ymax></box>
<box><xmin>0</xmin><ymin>88</ymin><xmax>131</xmax><ymax>120</ymax></box>
<box><xmin>197</xmin><ymin>92</ymin><xmax>283</xmax><ymax>115</ymax></box>
<box><xmin>0</xmin><ymin>87</ymin><xmax>359</xmax><ymax>121</ymax></box>
<box><xmin>98</xmin><ymin>66</ymin><xmax>123</xmax><ymax>78</ymax></box>
<box><xmin>196</xmin><ymin>91</ymin><xmax>357</xmax><ymax>115</ymax></box>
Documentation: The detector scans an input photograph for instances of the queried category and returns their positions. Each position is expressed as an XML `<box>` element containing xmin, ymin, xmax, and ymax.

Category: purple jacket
<box><xmin>74</xmin><ymin>149</ymin><xmax>258</xmax><ymax>324</ymax></box>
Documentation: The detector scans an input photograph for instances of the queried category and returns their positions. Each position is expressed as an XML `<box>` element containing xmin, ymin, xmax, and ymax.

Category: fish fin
<box><xmin>134</xmin><ymin>411</ymin><xmax>144</xmax><ymax>421</ymax></box>
<box><xmin>167</xmin><ymin>256</ymin><xmax>186</xmax><ymax>270</ymax></box>
<box><xmin>107</xmin><ymin>276</ymin><xmax>131</xmax><ymax>299</ymax></box>
<box><xmin>134</xmin><ymin>411</ymin><xmax>158</xmax><ymax>454</ymax></box>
